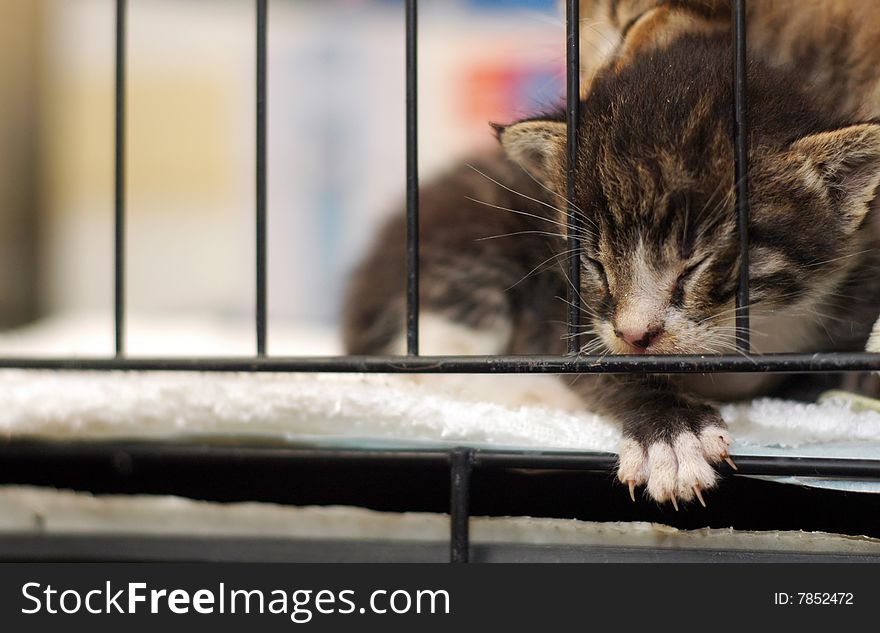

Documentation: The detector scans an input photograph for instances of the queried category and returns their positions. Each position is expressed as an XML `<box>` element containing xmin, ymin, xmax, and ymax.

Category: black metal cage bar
<box><xmin>405</xmin><ymin>0</ymin><xmax>420</xmax><ymax>356</ymax></box>
<box><xmin>256</xmin><ymin>0</ymin><xmax>268</xmax><ymax>356</ymax></box>
<box><xmin>114</xmin><ymin>0</ymin><xmax>127</xmax><ymax>356</ymax></box>
<box><xmin>450</xmin><ymin>448</ymin><xmax>473</xmax><ymax>563</ymax></box>
<box><xmin>6</xmin><ymin>441</ymin><xmax>879</xmax><ymax>482</ymax></box>
<box><xmin>732</xmin><ymin>0</ymin><xmax>750</xmax><ymax>352</ymax></box>
<box><xmin>0</xmin><ymin>351</ymin><xmax>879</xmax><ymax>373</ymax></box>
<box><xmin>565</xmin><ymin>0</ymin><xmax>581</xmax><ymax>354</ymax></box>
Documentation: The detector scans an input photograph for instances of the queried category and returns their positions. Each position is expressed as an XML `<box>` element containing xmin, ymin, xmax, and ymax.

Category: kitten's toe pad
<box><xmin>617</xmin><ymin>425</ymin><xmax>731</xmax><ymax>506</ymax></box>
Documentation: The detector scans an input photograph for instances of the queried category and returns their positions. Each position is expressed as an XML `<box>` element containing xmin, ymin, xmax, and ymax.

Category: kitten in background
<box><xmin>574</xmin><ymin>0</ymin><xmax>880</xmax><ymax>124</ymax></box>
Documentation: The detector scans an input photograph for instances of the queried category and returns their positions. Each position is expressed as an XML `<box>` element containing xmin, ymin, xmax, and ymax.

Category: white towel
<box><xmin>0</xmin><ymin>313</ymin><xmax>877</xmax><ymax>492</ymax></box>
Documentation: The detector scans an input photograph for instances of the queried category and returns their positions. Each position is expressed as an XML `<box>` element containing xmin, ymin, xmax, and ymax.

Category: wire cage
<box><xmin>1</xmin><ymin>0</ymin><xmax>880</xmax><ymax>563</ymax></box>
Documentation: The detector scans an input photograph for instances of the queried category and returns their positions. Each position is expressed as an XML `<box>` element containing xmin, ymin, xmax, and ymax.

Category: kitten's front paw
<box><xmin>617</xmin><ymin>410</ymin><xmax>734</xmax><ymax>509</ymax></box>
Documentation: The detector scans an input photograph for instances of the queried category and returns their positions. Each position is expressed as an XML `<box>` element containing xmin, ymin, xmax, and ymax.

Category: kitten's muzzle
<box><xmin>614</xmin><ymin>326</ymin><xmax>664</xmax><ymax>353</ymax></box>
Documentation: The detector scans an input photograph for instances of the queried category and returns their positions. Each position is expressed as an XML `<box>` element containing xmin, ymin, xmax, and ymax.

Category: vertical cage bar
<box><xmin>114</xmin><ymin>0</ymin><xmax>127</xmax><ymax>357</ymax></box>
<box><xmin>256</xmin><ymin>0</ymin><xmax>268</xmax><ymax>356</ymax></box>
<box><xmin>405</xmin><ymin>0</ymin><xmax>420</xmax><ymax>356</ymax></box>
<box><xmin>565</xmin><ymin>0</ymin><xmax>581</xmax><ymax>354</ymax></box>
<box><xmin>449</xmin><ymin>448</ymin><xmax>472</xmax><ymax>563</ymax></box>
<box><xmin>732</xmin><ymin>0</ymin><xmax>750</xmax><ymax>352</ymax></box>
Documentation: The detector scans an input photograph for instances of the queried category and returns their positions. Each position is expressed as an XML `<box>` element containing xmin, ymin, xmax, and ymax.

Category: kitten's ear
<box><xmin>789</xmin><ymin>123</ymin><xmax>880</xmax><ymax>231</ymax></box>
<box><xmin>496</xmin><ymin>120</ymin><xmax>567</xmax><ymax>185</ymax></box>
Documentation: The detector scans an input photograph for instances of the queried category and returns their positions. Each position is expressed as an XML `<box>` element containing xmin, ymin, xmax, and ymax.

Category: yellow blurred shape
<box><xmin>49</xmin><ymin>71</ymin><xmax>235</xmax><ymax>213</ymax></box>
<box><xmin>129</xmin><ymin>74</ymin><xmax>234</xmax><ymax>206</ymax></box>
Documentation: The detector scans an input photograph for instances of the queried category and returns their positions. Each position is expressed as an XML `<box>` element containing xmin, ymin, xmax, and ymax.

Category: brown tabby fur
<box><xmin>577</xmin><ymin>0</ymin><xmax>880</xmax><ymax>122</ymax></box>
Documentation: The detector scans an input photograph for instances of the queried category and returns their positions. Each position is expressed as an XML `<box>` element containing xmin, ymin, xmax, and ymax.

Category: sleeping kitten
<box><xmin>578</xmin><ymin>0</ymin><xmax>880</xmax><ymax>382</ymax></box>
<box><xmin>343</xmin><ymin>32</ymin><xmax>880</xmax><ymax>506</ymax></box>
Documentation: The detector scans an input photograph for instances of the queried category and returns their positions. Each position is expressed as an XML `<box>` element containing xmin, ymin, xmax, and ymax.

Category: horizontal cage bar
<box><xmin>0</xmin><ymin>352</ymin><xmax>877</xmax><ymax>373</ymax></box>
<box><xmin>1</xmin><ymin>441</ymin><xmax>879</xmax><ymax>480</ymax></box>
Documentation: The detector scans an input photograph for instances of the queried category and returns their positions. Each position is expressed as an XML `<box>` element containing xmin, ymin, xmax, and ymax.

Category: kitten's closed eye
<box><xmin>672</xmin><ymin>257</ymin><xmax>706</xmax><ymax>306</ymax></box>
<box><xmin>585</xmin><ymin>256</ymin><xmax>610</xmax><ymax>292</ymax></box>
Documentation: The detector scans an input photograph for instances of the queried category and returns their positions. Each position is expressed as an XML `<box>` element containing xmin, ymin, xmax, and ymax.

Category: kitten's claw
<box><xmin>693</xmin><ymin>485</ymin><xmax>706</xmax><ymax>508</ymax></box>
<box><xmin>617</xmin><ymin>438</ymin><xmax>649</xmax><ymax>492</ymax></box>
<box><xmin>617</xmin><ymin>422</ymin><xmax>731</xmax><ymax>507</ymax></box>
<box><xmin>724</xmin><ymin>456</ymin><xmax>738</xmax><ymax>471</ymax></box>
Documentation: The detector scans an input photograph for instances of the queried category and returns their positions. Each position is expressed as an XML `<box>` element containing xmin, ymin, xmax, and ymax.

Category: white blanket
<box><xmin>1</xmin><ymin>313</ymin><xmax>878</xmax><ymax>492</ymax></box>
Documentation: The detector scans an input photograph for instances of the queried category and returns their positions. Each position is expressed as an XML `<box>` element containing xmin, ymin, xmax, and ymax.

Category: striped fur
<box><xmin>576</xmin><ymin>0</ymin><xmax>880</xmax><ymax>122</ymax></box>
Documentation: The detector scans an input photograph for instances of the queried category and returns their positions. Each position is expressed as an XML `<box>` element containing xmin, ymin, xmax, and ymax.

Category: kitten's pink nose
<box><xmin>615</xmin><ymin>327</ymin><xmax>663</xmax><ymax>351</ymax></box>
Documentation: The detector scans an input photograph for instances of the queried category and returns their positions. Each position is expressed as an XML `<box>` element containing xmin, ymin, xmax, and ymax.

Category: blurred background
<box><xmin>0</xmin><ymin>0</ymin><xmax>565</xmax><ymax>355</ymax></box>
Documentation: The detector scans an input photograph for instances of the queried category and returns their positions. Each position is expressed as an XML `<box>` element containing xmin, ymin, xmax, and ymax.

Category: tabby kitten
<box><xmin>343</xmin><ymin>32</ymin><xmax>880</xmax><ymax>505</ymax></box>
<box><xmin>577</xmin><ymin>0</ymin><xmax>880</xmax><ymax>374</ymax></box>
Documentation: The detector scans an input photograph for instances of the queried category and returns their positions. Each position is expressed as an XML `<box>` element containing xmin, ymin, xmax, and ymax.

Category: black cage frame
<box><xmin>1</xmin><ymin>0</ymin><xmax>880</xmax><ymax>563</ymax></box>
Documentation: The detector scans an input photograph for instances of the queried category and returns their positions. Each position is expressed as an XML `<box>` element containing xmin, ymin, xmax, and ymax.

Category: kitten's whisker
<box><xmin>555</xmin><ymin>294</ymin><xmax>601</xmax><ymax>318</ymax></box>
<box><xmin>465</xmin><ymin>164</ymin><xmax>592</xmax><ymax>232</ymax></box>
<box><xmin>695</xmin><ymin>178</ymin><xmax>731</xmax><ymax>225</ymax></box>
<box><xmin>513</xmin><ymin>161</ymin><xmax>582</xmax><ymax>212</ymax></box>
<box><xmin>804</xmin><ymin>248</ymin><xmax>875</xmax><ymax>268</ymax></box>
<box><xmin>711</xmin><ymin>326</ymin><xmax>769</xmax><ymax>339</ymax></box>
<box><xmin>464</xmin><ymin>196</ymin><xmax>574</xmax><ymax>233</ymax></box>
<box><xmin>475</xmin><ymin>230</ymin><xmax>567</xmax><ymax>242</ymax></box>
<box><xmin>555</xmin><ymin>257</ymin><xmax>592</xmax><ymax>313</ymax></box>
<box><xmin>578</xmin><ymin>20</ymin><xmax>620</xmax><ymax>51</ymax></box>
<box><xmin>704</xmin><ymin>170</ymin><xmax>749</xmax><ymax>217</ymax></box>
<box><xmin>561</xmin><ymin>331</ymin><xmax>600</xmax><ymax>341</ymax></box>
<box><xmin>505</xmin><ymin>248</ymin><xmax>580</xmax><ymax>291</ymax></box>
<box><xmin>514</xmin><ymin>162</ymin><xmax>600</xmax><ymax>231</ymax></box>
